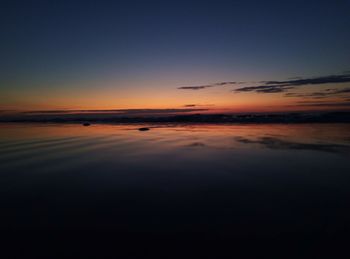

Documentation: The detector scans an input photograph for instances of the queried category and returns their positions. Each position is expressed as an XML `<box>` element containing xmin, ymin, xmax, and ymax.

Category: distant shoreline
<box><xmin>1</xmin><ymin>111</ymin><xmax>350</xmax><ymax>124</ymax></box>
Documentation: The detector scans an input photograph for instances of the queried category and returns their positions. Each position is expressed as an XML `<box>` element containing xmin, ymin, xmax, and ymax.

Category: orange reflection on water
<box><xmin>1</xmin><ymin>123</ymin><xmax>350</xmax><ymax>147</ymax></box>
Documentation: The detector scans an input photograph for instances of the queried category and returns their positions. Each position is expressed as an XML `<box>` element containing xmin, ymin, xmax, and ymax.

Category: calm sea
<box><xmin>1</xmin><ymin>123</ymin><xmax>350</xmax><ymax>257</ymax></box>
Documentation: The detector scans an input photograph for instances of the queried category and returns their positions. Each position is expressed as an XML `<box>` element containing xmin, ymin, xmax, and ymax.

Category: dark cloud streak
<box><xmin>21</xmin><ymin>108</ymin><xmax>209</xmax><ymax>115</ymax></box>
<box><xmin>234</xmin><ymin>85</ymin><xmax>293</xmax><ymax>93</ymax></box>
<box><xmin>178</xmin><ymin>81</ymin><xmax>236</xmax><ymax>90</ymax></box>
<box><xmin>285</xmin><ymin>87</ymin><xmax>350</xmax><ymax>99</ymax></box>
<box><xmin>296</xmin><ymin>101</ymin><xmax>350</xmax><ymax>107</ymax></box>
<box><xmin>263</xmin><ymin>74</ymin><xmax>350</xmax><ymax>86</ymax></box>
<box><xmin>183</xmin><ymin>104</ymin><xmax>215</xmax><ymax>107</ymax></box>
<box><xmin>234</xmin><ymin>73</ymin><xmax>350</xmax><ymax>94</ymax></box>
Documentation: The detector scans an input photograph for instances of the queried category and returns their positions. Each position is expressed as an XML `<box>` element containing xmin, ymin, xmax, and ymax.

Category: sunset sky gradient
<box><xmin>1</xmin><ymin>0</ymin><xmax>350</xmax><ymax>113</ymax></box>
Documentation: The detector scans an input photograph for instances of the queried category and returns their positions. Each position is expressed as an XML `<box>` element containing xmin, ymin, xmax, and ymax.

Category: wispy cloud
<box><xmin>21</xmin><ymin>108</ymin><xmax>209</xmax><ymax>116</ymax></box>
<box><xmin>285</xmin><ymin>92</ymin><xmax>328</xmax><ymax>98</ymax></box>
<box><xmin>0</xmin><ymin>110</ymin><xmax>15</xmax><ymax>113</ymax></box>
<box><xmin>234</xmin><ymin>85</ymin><xmax>294</xmax><ymax>93</ymax></box>
<box><xmin>263</xmin><ymin>74</ymin><xmax>350</xmax><ymax>86</ymax></box>
<box><xmin>185</xmin><ymin>142</ymin><xmax>207</xmax><ymax>148</ymax></box>
<box><xmin>285</xmin><ymin>87</ymin><xmax>350</xmax><ymax>99</ymax></box>
<box><xmin>183</xmin><ymin>104</ymin><xmax>215</xmax><ymax>107</ymax></box>
<box><xmin>234</xmin><ymin>73</ymin><xmax>350</xmax><ymax>93</ymax></box>
<box><xmin>177</xmin><ymin>72</ymin><xmax>350</xmax><ymax>104</ymax></box>
<box><xmin>178</xmin><ymin>81</ymin><xmax>236</xmax><ymax>90</ymax></box>
<box><xmin>295</xmin><ymin>101</ymin><xmax>350</xmax><ymax>107</ymax></box>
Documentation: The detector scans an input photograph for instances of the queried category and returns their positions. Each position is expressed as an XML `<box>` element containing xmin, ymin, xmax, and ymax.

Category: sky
<box><xmin>1</xmin><ymin>0</ymin><xmax>350</xmax><ymax>113</ymax></box>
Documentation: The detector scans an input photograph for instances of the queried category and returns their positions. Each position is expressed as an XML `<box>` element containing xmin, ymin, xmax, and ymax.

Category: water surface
<box><xmin>1</xmin><ymin>123</ymin><xmax>350</xmax><ymax>257</ymax></box>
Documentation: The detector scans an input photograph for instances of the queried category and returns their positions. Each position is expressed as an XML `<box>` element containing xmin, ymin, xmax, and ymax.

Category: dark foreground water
<box><xmin>1</xmin><ymin>123</ymin><xmax>350</xmax><ymax>258</ymax></box>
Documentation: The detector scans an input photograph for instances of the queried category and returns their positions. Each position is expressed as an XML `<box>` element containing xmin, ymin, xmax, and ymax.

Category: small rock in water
<box><xmin>138</xmin><ymin>127</ymin><xmax>150</xmax><ymax>131</ymax></box>
<box><xmin>83</xmin><ymin>122</ymin><xmax>91</xmax><ymax>126</ymax></box>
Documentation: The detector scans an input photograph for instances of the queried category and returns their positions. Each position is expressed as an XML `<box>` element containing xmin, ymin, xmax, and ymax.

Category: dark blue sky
<box><xmin>1</xmin><ymin>0</ymin><xmax>350</xmax><ymax>111</ymax></box>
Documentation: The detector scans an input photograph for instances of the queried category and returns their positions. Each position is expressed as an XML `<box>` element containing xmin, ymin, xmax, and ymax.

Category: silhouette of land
<box><xmin>0</xmin><ymin>110</ymin><xmax>350</xmax><ymax>124</ymax></box>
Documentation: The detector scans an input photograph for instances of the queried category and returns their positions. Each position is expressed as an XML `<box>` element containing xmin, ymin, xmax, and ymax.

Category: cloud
<box><xmin>178</xmin><ymin>81</ymin><xmax>236</xmax><ymax>90</ymax></box>
<box><xmin>263</xmin><ymin>74</ymin><xmax>350</xmax><ymax>86</ymax></box>
<box><xmin>234</xmin><ymin>73</ymin><xmax>350</xmax><ymax>93</ymax></box>
<box><xmin>185</xmin><ymin>142</ymin><xmax>207</xmax><ymax>148</ymax></box>
<box><xmin>178</xmin><ymin>86</ymin><xmax>211</xmax><ymax>90</ymax></box>
<box><xmin>115</xmin><ymin>109</ymin><xmax>208</xmax><ymax>114</ymax></box>
<box><xmin>21</xmin><ymin>108</ymin><xmax>209</xmax><ymax>116</ymax></box>
<box><xmin>22</xmin><ymin>110</ymin><xmax>74</xmax><ymax>114</ymax></box>
<box><xmin>234</xmin><ymin>85</ymin><xmax>293</xmax><ymax>93</ymax></box>
<box><xmin>183</xmin><ymin>104</ymin><xmax>215</xmax><ymax>107</ymax></box>
<box><xmin>285</xmin><ymin>87</ymin><xmax>350</xmax><ymax>99</ymax></box>
<box><xmin>234</xmin><ymin>136</ymin><xmax>350</xmax><ymax>153</ymax></box>
<box><xmin>330</xmin><ymin>87</ymin><xmax>350</xmax><ymax>94</ymax></box>
<box><xmin>295</xmin><ymin>101</ymin><xmax>350</xmax><ymax>107</ymax></box>
<box><xmin>285</xmin><ymin>92</ymin><xmax>329</xmax><ymax>98</ymax></box>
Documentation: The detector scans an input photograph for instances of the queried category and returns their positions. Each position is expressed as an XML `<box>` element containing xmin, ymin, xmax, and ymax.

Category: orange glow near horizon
<box><xmin>1</xmin><ymin>79</ymin><xmax>350</xmax><ymax>113</ymax></box>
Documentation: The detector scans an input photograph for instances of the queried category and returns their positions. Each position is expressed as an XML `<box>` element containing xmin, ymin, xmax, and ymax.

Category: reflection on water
<box><xmin>1</xmin><ymin>123</ymin><xmax>350</xmax><ymax>256</ymax></box>
<box><xmin>234</xmin><ymin>136</ymin><xmax>350</xmax><ymax>153</ymax></box>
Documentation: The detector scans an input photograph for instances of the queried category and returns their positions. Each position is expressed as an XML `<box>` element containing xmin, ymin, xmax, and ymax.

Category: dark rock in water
<box><xmin>83</xmin><ymin>122</ymin><xmax>91</xmax><ymax>126</ymax></box>
<box><xmin>138</xmin><ymin>127</ymin><xmax>150</xmax><ymax>131</ymax></box>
